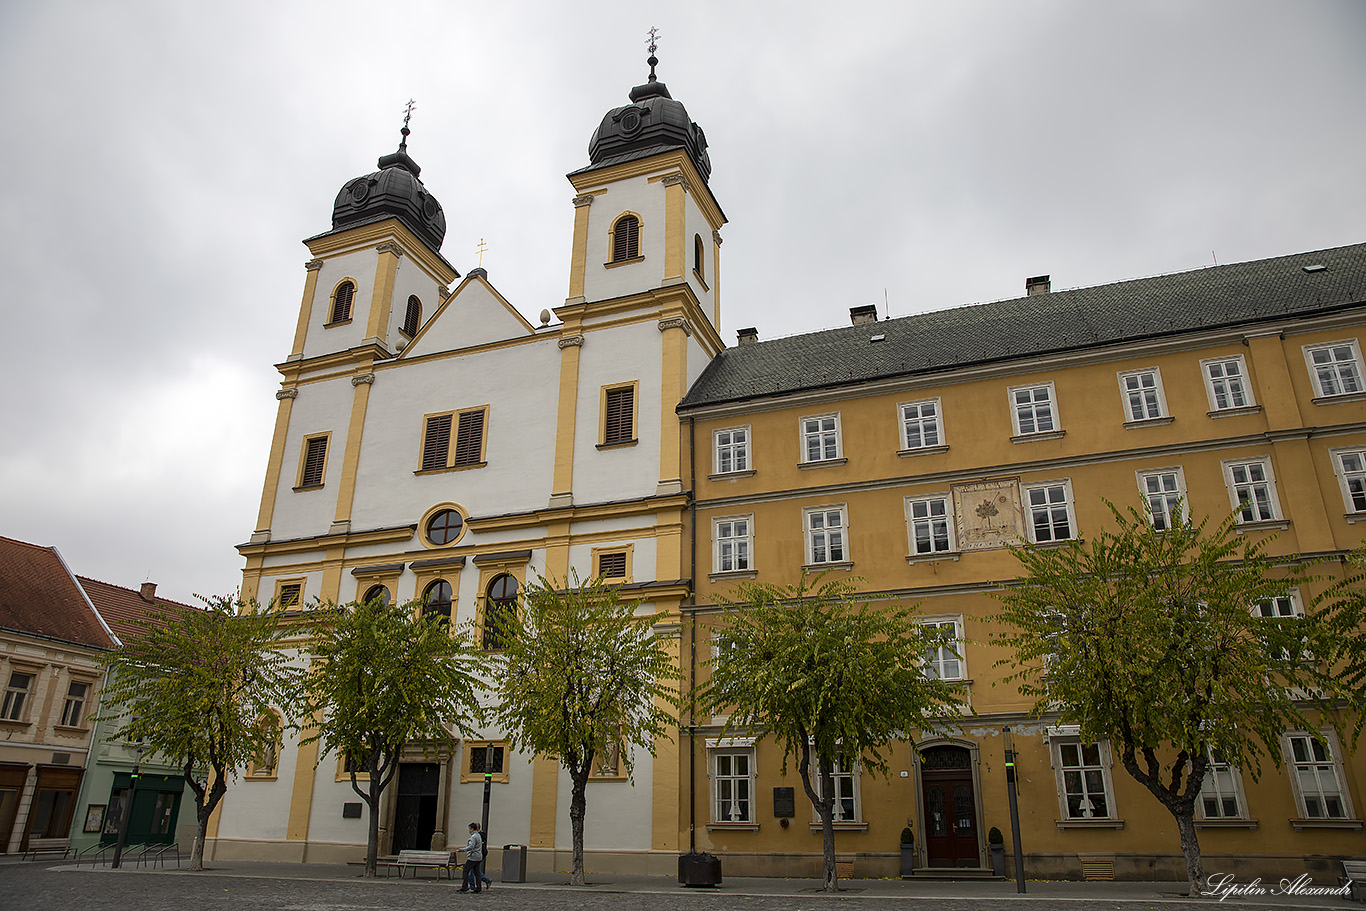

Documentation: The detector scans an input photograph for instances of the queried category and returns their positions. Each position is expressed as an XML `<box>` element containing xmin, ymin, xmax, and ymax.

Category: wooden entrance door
<box><xmin>392</xmin><ymin>763</ymin><xmax>439</xmax><ymax>852</ymax></box>
<box><xmin>921</xmin><ymin>747</ymin><xmax>979</xmax><ymax>868</ymax></box>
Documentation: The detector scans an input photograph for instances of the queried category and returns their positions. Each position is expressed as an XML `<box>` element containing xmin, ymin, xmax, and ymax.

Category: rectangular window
<box><xmin>805</xmin><ymin>506</ymin><xmax>847</xmax><ymax>564</ymax></box>
<box><xmin>713</xmin><ymin>516</ymin><xmax>752</xmax><ymax>573</ymax></box>
<box><xmin>1023</xmin><ymin>481</ymin><xmax>1075</xmax><ymax>543</ymax></box>
<box><xmin>1284</xmin><ymin>732</ymin><xmax>1351</xmax><ymax>819</ymax></box>
<box><xmin>712</xmin><ymin>751</ymin><xmax>753</xmax><ymax>823</ymax></box>
<box><xmin>801</xmin><ymin>414</ymin><xmax>841</xmax><ymax>463</ymax></box>
<box><xmin>452</xmin><ymin>410</ymin><xmax>486</xmax><ymax>466</ymax></box>
<box><xmin>1137</xmin><ymin>468</ymin><xmax>1186</xmax><ymax>531</ymax></box>
<box><xmin>59</xmin><ymin>681</ymin><xmax>90</xmax><ymax>727</ymax></box>
<box><xmin>714</xmin><ymin>427</ymin><xmax>750</xmax><ymax>474</ymax></box>
<box><xmin>603</xmin><ymin>385</ymin><xmax>635</xmax><ymax>445</ymax></box>
<box><xmin>1118</xmin><ymin>369</ymin><xmax>1166</xmax><ymax>421</ymax></box>
<box><xmin>1010</xmin><ymin>383</ymin><xmax>1057</xmax><ymax>436</ymax></box>
<box><xmin>1304</xmin><ymin>340</ymin><xmax>1364</xmax><ymax>398</ymax></box>
<box><xmin>421</xmin><ymin>413</ymin><xmax>452</xmax><ymax>470</ymax></box>
<box><xmin>1198</xmin><ymin>748</ymin><xmax>1245</xmax><ymax>819</ymax></box>
<box><xmin>899</xmin><ymin>399</ymin><xmax>943</xmax><ymax>450</ymax></box>
<box><xmin>421</xmin><ymin>408</ymin><xmax>487</xmax><ymax>470</ymax></box>
<box><xmin>812</xmin><ymin>753</ymin><xmax>859</xmax><ymax>822</ymax></box>
<box><xmin>1256</xmin><ymin>591</ymin><xmax>1306</xmax><ymax>663</ymax></box>
<box><xmin>1</xmin><ymin>671</ymin><xmax>34</xmax><ymax>721</ymax></box>
<box><xmin>297</xmin><ymin>434</ymin><xmax>329</xmax><ymax>488</ymax></box>
<box><xmin>1202</xmin><ymin>356</ymin><xmax>1254</xmax><ymax>411</ymax></box>
<box><xmin>906</xmin><ymin>495</ymin><xmax>954</xmax><ymax>555</ymax></box>
<box><xmin>1224</xmin><ymin>458</ymin><xmax>1280</xmax><ymax>522</ymax></box>
<box><xmin>921</xmin><ymin>619</ymin><xmax>964</xmax><ymax>681</ymax></box>
<box><xmin>462</xmin><ymin>741</ymin><xmax>509</xmax><ymax>783</ymax></box>
<box><xmin>1332</xmin><ymin>448</ymin><xmax>1366</xmax><ymax>513</ymax></box>
<box><xmin>1057</xmin><ymin>741</ymin><xmax>1113</xmax><ymax>819</ymax></box>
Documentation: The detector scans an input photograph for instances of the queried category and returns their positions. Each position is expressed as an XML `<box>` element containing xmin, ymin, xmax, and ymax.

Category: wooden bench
<box><xmin>23</xmin><ymin>838</ymin><xmax>71</xmax><ymax>861</ymax></box>
<box><xmin>1342</xmin><ymin>860</ymin><xmax>1366</xmax><ymax>903</ymax></box>
<box><xmin>388</xmin><ymin>848</ymin><xmax>459</xmax><ymax>880</ymax></box>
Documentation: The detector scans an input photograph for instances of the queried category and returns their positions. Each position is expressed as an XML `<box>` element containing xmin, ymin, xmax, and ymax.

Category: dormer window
<box><xmin>329</xmin><ymin>280</ymin><xmax>355</xmax><ymax>325</ymax></box>
<box><xmin>402</xmin><ymin>295</ymin><xmax>421</xmax><ymax>336</ymax></box>
<box><xmin>611</xmin><ymin>214</ymin><xmax>641</xmax><ymax>262</ymax></box>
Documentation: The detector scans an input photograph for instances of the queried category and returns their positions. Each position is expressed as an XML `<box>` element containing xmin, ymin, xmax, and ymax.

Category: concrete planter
<box><xmin>900</xmin><ymin>844</ymin><xmax>915</xmax><ymax>876</ymax></box>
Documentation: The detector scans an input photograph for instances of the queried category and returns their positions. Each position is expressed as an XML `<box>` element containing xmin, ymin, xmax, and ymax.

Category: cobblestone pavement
<box><xmin>0</xmin><ymin>860</ymin><xmax>1352</xmax><ymax>911</ymax></box>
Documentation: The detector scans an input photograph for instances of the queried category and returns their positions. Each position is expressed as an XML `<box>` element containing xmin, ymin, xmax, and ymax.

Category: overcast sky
<box><xmin>2</xmin><ymin>0</ymin><xmax>1363</xmax><ymax>606</ymax></box>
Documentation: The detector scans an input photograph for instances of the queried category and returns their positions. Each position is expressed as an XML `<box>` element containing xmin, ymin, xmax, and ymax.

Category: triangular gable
<box><xmin>401</xmin><ymin>272</ymin><xmax>536</xmax><ymax>358</ymax></box>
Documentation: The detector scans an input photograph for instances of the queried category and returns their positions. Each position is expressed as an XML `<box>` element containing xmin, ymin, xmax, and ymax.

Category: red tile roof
<box><xmin>0</xmin><ymin>536</ymin><xmax>114</xmax><ymax>649</ymax></box>
<box><xmin>76</xmin><ymin>577</ymin><xmax>198</xmax><ymax>645</ymax></box>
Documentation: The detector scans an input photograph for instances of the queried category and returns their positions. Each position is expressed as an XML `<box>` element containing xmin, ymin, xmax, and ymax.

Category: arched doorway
<box><xmin>920</xmin><ymin>745</ymin><xmax>979</xmax><ymax>868</ymax></box>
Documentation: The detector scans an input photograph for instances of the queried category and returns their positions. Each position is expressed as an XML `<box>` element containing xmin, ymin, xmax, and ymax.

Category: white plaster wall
<box><xmin>567</xmin><ymin>536</ymin><xmax>656</xmax><ymax>584</ymax></box>
<box><xmin>269</xmin><ymin>378</ymin><xmax>356</xmax><ymax>540</ymax></box>
<box><xmin>304</xmin><ymin>254</ymin><xmax>380</xmax><ymax>360</ymax></box>
<box><xmin>683</xmin><ymin>194</ymin><xmax>713</xmax><ymax>314</ymax></box>
<box><xmin>572</xmin><ymin>321</ymin><xmax>662</xmax><ymax>505</ymax></box>
<box><xmin>214</xmin><ymin>726</ymin><xmax>299</xmax><ymax>842</ymax></box>
<box><xmin>582</xmin><ymin>175</ymin><xmax>664</xmax><ymax>303</ymax></box>
<box><xmin>686</xmin><ymin>335</ymin><xmax>711</xmax><ymax>392</ymax></box>
<box><xmin>407</xmin><ymin>279</ymin><xmax>534</xmax><ymax>356</ymax></box>
<box><xmin>554</xmin><ymin>748</ymin><xmax>653</xmax><ymax>850</ymax></box>
<box><xmin>306</xmin><ymin>748</ymin><xmax>370</xmax><ymax>846</ymax></box>
<box><xmin>257</xmin><ymin>569</ymin><xmax>325</xmax><ymax>607</ymax></box>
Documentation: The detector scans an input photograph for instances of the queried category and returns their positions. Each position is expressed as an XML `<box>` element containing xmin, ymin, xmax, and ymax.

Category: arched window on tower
<box><xmin>694</xmin><ymin>234</ymin><xmax>705</xmax><ymax>282</ymax></box>
<box><xmin>329</xmin><ymin>280</ymin><xmax>355</xmax><ymax>324</ymax></box>
<box><xmin>422</xmin><ymin>579</ymin><xmax>452</xmax><ymax>624</ymax></box>
<box><xmin>483</xmin><ymin>574</ymin><xmax>518</xmax><ymax>650</ymax></box>
<box><xmin>402</xmin><ymin>295</ymin><xmax>421</xmax><ymax>337</ymax></box>
<box><xmin>611</xmin><ymin>214</ymin><xmax>640</xmax><ymax>262</ymax></box>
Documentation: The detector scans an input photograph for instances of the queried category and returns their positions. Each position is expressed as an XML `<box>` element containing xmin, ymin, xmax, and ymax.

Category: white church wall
<box><xmin>385</xmin><ymin>257</ymin><xmax>446</xmax><ymax>344</ymax></box>
<box><xmin>407</xmin><ymin>278</ymin><xmax>534</xmax><ymax>356</ymax></box>
<box><xmin>571</xmin><ymin>320</ymin><xmax>662</xmax><ymax>504</ymax></box>
<box><xmin>268</xmin><ymin>378</ymin><xmax>357</xmax><ymax>541</ymax></box>
<box><xmin>582</xmin><ymin>174</ymin><xmax>662</xmax><ymax>303</ymax></box>
<box><xmin>554</xmin><ymin>748</ymin><xmax>654</xmax><ymax>851</ymax></box>
<box><xmin>303</xmin><ymin>256</ymin><xmax>380</xmax><ymax>360</ymax></box>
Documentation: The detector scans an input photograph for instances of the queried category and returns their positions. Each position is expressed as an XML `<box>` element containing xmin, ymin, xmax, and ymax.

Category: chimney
<box><xmin>140</xmin><ymin>582</ymin><xmax>157</xmax><ymax>603</ymax></box>
<box><xmin>737</xmin><ymin>327</ymin><xmax>759</xmax><ymax>346</ymax></box>
<box><xmin>849</xmin><ymin>304</ymin><xmax>878</xmax><ymax>325</ymax></box>
<box><xmin>1026</xmin><ymin>275</ymin><xmax>1051</xmax><ymax>296</ymax></box>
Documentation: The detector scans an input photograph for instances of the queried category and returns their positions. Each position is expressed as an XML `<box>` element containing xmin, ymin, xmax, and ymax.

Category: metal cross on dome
<box><xmin>402</xmin><ymin>99</ymin><xmax>416</xmax><ymax>128</ymax></box>
<box><xmin>646</xmin><ymin>26</ymin><xmax>660</xmax><ymax>55</ymax></box>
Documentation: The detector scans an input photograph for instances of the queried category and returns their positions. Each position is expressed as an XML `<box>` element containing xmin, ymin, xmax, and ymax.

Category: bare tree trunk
<box><xmin>1177</xmin><ymin>809</ymin><xmax>1204</xmax><ymax>896</ymax></box>
<box><xmin>797</xmin><ymin>743</ymin><xmax>838</xmax><ymax>892</ymax></box>
<box><xmin>569</xmin><ymin>770</ymin><xmax>589</xmax><ymax>886</ymax></box>
<box><xmin>1119</xmin><ymin>746</ymin><xmax>1206</xmax><ymax>896</ymax></box>
<box><xmin>188</xmin><ymin>773</ymin><xmax>226</xmax><ymax>872</ymax></box>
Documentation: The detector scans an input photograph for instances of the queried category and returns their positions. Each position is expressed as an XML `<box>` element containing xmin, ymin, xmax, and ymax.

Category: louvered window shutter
<box><xmin>604</xmin><ymin>387</ymin><xmax>633</xmax><ymax>444</ymax></box>
<box><xmin>301</xmin><ymin>437</ymin><xmax>328</xmax><ymax>486</ymax></box>
<box><xmin>422</xmin><ymin>414</ymin><xmax>452</xmax><ymax>470</ymax></box>
<box><xmin>612</xmin><ymin>216</ymin><xmax>640</xmax><ymax>262</ymax></box>
<box><xmin>598</xmin><ymin>551</ymin><xmax>627</xmax><ymax>579</ymax></box>
<box><xmin>331</xmin><ymin>281</ymin><xmax>354</xmax><ymax>323</ymax></box>
<box><xmin>453</xmin><ymin>410</ymin><xmax>485</xmax><ymax>466</ymax></box>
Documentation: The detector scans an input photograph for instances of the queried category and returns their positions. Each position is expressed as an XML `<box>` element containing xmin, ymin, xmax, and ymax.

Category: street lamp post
<box><xmin>1003</xmin><ymin>727</ymin><xmax>1026</xmax><ymax>894</ymax></box>
<box><xmin>111</xmin><ymin>746</ymin><xmax>145</xmax><ymax>869</ymax></box>
<box><xmin>480</xmin><ymin>767</ymin><xmax>492</xmax><ymax>885</ymax></box>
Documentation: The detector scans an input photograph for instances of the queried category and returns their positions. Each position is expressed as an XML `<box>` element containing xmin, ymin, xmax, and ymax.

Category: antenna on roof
<box><xmin>1212</xmin><ymin>250</ymin><xmax>1218</xmax><ymax>267</ymax></box>
<box><xmin>884</xmin><ymin>287</ymin><xmax>889</xmax><ymax>320</ymax></box>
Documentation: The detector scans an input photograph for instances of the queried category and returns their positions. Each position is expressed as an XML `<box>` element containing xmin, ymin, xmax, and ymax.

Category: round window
<box><xmin>426</xmin><ymin>508</ymin><xmax>464</xmax><ymax>545</ymax></box>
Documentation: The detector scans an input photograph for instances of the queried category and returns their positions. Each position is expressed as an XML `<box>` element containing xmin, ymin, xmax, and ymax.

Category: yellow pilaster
<box><xmin>651</xmin><ymin>612</ymin><xmax>682</xmax><ymax>854</ymax></box>
<box><xmin>544</xmin><ymin>520</ymin><xmax>572</xmax><ymax>581</ymax></box>
<box><xmin>290</xmin><ymin>260</ymin><xmax>324</xmax><ymax>357</ymax></box>
<box><xmin>239</xmin><ymin>553</ymin><xmax>264</xmax><ymax>605</ymax></box>
<box><xmin>287</xmin><ymin>718</ymin><xmax>322</xmax><ymax>843</ymax></box>
<box><xmin>252</xmin><ymin>389</ymin><xmax>298</xmax><ymax>537</ymax></box>
<box><xmin>320</xmin><ymin>545</ymin><xmax>346</xmax><ymax>604</ymax></box>
<box><xmin>567</xmin><ymin>195</ymin><xmax>595</xmax><ymax>300</ymax></box>
<box><xmin>654</xmin><ymin>508</ymin><xmax>685</xmax><ymax>582</ymax></box>
<box><xmin>365</xmin><ymin>244</ymin><xmax>402</xmax><ymax>342</ymax></box>
<box><xmin>331</xmin><ymin>370</ymin><xmax>375</xmax><ymax>531</ymax></box>
<box><xmin>662</xmin><ymin>176</ymin><xmax>687</xmax><ymax>283</ymax></box>
<box><xmin>657</xmin><ymin>318</ymin><xmax>687</xmax><ymax>493</ymax></box>
<box><xmin>549</xmin><ymin>332</ymin><xmax>584</xmax><ymax>505</ymax></box>
<box><xmin>1245</xmin><ymin>333</ymin><xmax>1304</xmax><ymax>430</ymax></box>
<box><xmin>529</xmin><ymin>755</ymin><xmax>560</xmax><ymax>852</ymax></box>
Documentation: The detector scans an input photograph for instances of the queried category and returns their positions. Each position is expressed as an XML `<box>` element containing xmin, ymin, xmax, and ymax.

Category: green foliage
<box><xmin>900</xmin><ymin>825</ymin><xmax>915</xmax><ymax>845</ymax></box>
<box><xmin>988</xmin><ymin>826</ymin><xmax>1003</xmax><ymax>845</ymax></box>
<box><xmin>98</xmin><ymin>593</ymin><xmax>300</xmax><ymax>869</ymax></box>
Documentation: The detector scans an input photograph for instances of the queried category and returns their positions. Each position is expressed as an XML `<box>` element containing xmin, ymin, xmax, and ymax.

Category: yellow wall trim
<box><xmin>305</xmin><ymin>218</ymin><xmax>458</xmax><ymax>286</ymax></box>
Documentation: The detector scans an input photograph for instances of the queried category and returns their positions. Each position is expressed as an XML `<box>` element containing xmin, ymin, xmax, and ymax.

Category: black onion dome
<box><xmin>331</xmin><ymin>129</ymin><xmax>446</xmax><ymax>252</ymax></box>
<box><xmin>584</xmin><ymin>58</ymin><xmax>711</xmax><ymax>182</ymax></box>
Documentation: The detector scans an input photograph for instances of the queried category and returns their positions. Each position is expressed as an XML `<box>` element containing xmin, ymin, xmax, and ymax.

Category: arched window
<box><xmin>402</xmin><ymin>295</ymin><xmax>421</xmax><ymax>336</ymax></box>
<box><xmin>611</xmin><ymin>215</ymin><xmax>640</xmax><ymax>262</ymax></box>
<box><xmin>330</xmin><ymin>280</ymin><xmax>355</xmax><ymax>324</ymax></box>
<box><xmin>362</xmin><ymin>584</ymin><xmax>391</xmax><ymax>607</ymax></box>
<box><xmin>423</xmin><ymin>579</ymin><xmax>453</xmax><ymax>623</ymax></box>
<box><xmin>483</xmin><ymin>574</ymin><xmax>518</xmax><ymax>650</ymax></box>
<box><xmin>694</xmin><ymin>234</ymin><xmax>705</xmax><ymax>281</ymax></box>
<box><xmin>250</xmin><ymin>712</ymin><xmax>282</xmax><ymax>778</ymax></box>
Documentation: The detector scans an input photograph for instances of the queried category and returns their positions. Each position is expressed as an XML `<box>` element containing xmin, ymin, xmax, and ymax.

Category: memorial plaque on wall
<box><xmin>773</xmin><ymin>787</ymin><xmax>795</xmax><ymax>818</ymax></box>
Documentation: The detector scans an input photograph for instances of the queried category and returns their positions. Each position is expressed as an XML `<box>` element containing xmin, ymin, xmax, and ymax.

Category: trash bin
<box><xmin>501</xmin><ymin>844</ymin><xmax>527</xmax><ymax>883</ymax></box>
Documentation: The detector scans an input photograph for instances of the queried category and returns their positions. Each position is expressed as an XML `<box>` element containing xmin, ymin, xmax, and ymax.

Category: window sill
<box><xmin>898</xmin><ymin>444</ymin><xmax>949</xmax><ymax>458</ymax></box>
<box><xmin>1312</xmin><ymin>392</ymin><xmax>1366</xmax><ymax>405</ymax></box>
<box><xmin>1289</xmin><ymin>817</ymin><xmax>1363</xmax><ymax>831</ymax></box>
<box><xmin>597</xmin><ymin>439</ymin><xmax>638</xmax><ymax>450</ymax></box>
<box><xmin>1233</xmin><ymin>519</ymin><xmax>1289</xmax><ymax>533</ymax></box>
<box><xmin>0</xmin><ymin>718</ymin><xmax>31</xmax><ymax>728</ymax></box>
<box><xmin>1346</xmin><ymin>513</ymin><xmax>1366</xmax><ymax>524</ymax></box>
<box><xmin>1207</xmin><ymin>405</ymin><xmax>1261</xmax><ymax>419</ymax></box>
<box><xmin>1196</xmin><ymin>818</ymin><xmax>1258</xmax><ymax>830</ymax></box>
<box><xmin>604</xmin><ymin>256</ymin><xmax>645</xmax><ymax>269</ymax></box>
<box><xmin>589</xmin><ymin>774</ymin><xmax>629</xmax><ymax>783</ymax></box>
<box><xmin>53</xmin><ymin>724</ymin><xmax>90</xmax><ymax>734</ymax></box>
<box><xmin>802</xmin><ymin>561</ymin><xmax>853</xmax><ymax>572</ymax></box>
<box><xmin>245</xmin><ymin>773</ymin><xmax>279</xmax><ymax>782</ymax></box>
<box><xmin>1011</xmin><ymin>430</ymin><xmax>1066</xmax><ymax>443</ymax></box>
<box><xmin>1123</xmin><ymin>416</ymin><xmax>1174</xmax><ymax>429</ymax></box>
<box><xmin>292</xmin><ymin>483</ymin><xmax>325</xmax><ymax>492</ymax></box>
<box><xmin>799</xmin><ymin>457</ymin><xmax>847</xmax><ymax>469</ymax></box>
<box><xmin>809</xmin><ymin>822</ymin><xmax>868</xmax><ymax>833</ymax></box>
<box><xmin>414</xmin><ymin>462</ymin><xmax>487</xmax><ymax>475</ymax></box>
<box><xmin>1055</xmin><ymin>818</ymin><xmax>1125</xmax><ymax>830</ymax></box>
<box><xmin>1028</xmin><ymin>538</ymin><xmax>1079</xmax><ymax>549</ymax></box>
<box><xmin>693</xmin><ymin>270</ymin><xmax>710</xmax><ymax>292</ymax></box>
<box><xmin>323</xmin><ymin>318</ymin><xmax>353</xmax><ymax>328</ymax></box>
<box><xmin>906</xmin><ymin>551</ymin><xmax>960</xmax><ymax>565</ymax></box>
<box><xmin>709</xmin><ymin>469</ymin><xmax>756</xmax><ymax>481</ymax></box>
<box><xmin>709</xmin><ymin>570</ymin><xmax>758</xmax><ymax>582</ymax></box>
<box><xmin>459</xmin><ymin>773</ymin><xmax>511</xmax><ymax>785</ymax></box>
<box><xmin>707</xmin><ymin>822</ymin><xmax>759</xmax><ymax>832</ymax></box>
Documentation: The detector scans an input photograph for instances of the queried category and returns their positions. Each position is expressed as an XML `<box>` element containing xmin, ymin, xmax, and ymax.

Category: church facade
<box><xmin>210</xmin><ymin>58</ymin><xmax>1365</xmax><ymax>880</ymax></box>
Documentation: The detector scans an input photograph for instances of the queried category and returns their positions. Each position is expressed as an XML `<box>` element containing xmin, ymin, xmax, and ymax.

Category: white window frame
<box><xmin>1303</xmin><ymin>339</ymin><xmax>1365</xmax><ymax>399</ymax></box>
<box><xmin>1051</xmin><ymin>738</ymin><xmax>1118</xmax><ymax>821</ymax></box>
<box><xmin>1196</xmin><ymin>747</ymin><xmax>1251</xmax><ymax>821</ymax></box>
<box><xmin>800</xmin><ymin>413</ymin><xmax>842</xmax><ymax>463</ymax></box>
<box><xmin>1331</xmin><ymin>447</ymin><xmax>1366</xmax><ymax>515</ymax></box>
<box><xmin>1223</xmin><ymin>457</ymin><xmax>1282</xmax><ymax>523</ymax></box>
<box><xmin>905</xmin><ymin>494</ymin><xmax>956</xmax><ymax>556</ymax></box>
<box><xmin>1281</xmin><ymin>730</ymin><xmax>1355</xmax><ymax>821</ymax></box>
<box><xmin>899</xmin><ymin>398</ymin><xmax>944</xmax><ymax>451</ymax></box>
<box><xmin>1136</xmin><ymin>467</ymin><xmax>1187</xmax><ymax>531</ymax></box>
<box><xmin>1254</xmin><ymin>589</ymin><xmax>1307</xmax><ymax>665</ymax></box>
<box><xmin>58</xmin><ymin>679</ymin><xmax>91</xmax><ymax>728</ymax></box>
<box><xmin>1009</xmin><ymin>382</ymin><xmax>1059</xmax><ymax>436</ymax></box>
<box><xmin>713</xmin><ymin>426</ymin><xmax>751</xmax><ymax>475</ymax></box>
<box><xmin>1118</xmin><ymin>368</ymin><xmax>1168</xmax><ymax>422</ymax></box>
<box><xmin>920</xmin><ymin>618</ymin><xmax>965</xmax><ymax>682</ymax></box>
<box><xmin>1201</xmin><ymin>355</ymin><xmax>1255</xmax><ymax>412</ymax></box>
<box><xmin>712</xmin><ymin>515</ymin><xmax>753</xmax><ymax>574</ymax></box>
<box><xmin>1</xmin><ymin>669</ymin><xmax>34</xmax><ymax>722</ymax></box>
<box><xmin>804</xmin><ymin>505</ymin><xmax>849</xmax><ymax>565</ymax></box>
<box><xmin>709</xmin><ymin>745</ymin><xmax>757</xmax><ymax>825</ymax></box>
<box><xmin>1022</xmin><ymin>480</ymin><xmax>1077</xmax><ymax>543</ymax></box>
<box><xmin>810</xmin><ymin>751</ymin><xmax>862</xmax><ymax>824</ymax></box>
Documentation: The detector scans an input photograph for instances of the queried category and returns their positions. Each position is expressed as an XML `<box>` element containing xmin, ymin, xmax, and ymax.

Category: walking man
<box><xmin>460</xmin><ymin>822</ymin><xmax>484</xmax><ymax>893</ymax></box>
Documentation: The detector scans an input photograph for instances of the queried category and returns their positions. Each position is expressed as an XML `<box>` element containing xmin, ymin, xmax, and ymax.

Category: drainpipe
<box><xmin>687</xmin><ymin>415</ymin><xmax>697</xmax><ymax>854</ymax></box>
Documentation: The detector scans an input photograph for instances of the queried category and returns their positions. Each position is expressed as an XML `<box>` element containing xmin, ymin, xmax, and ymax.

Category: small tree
<box><xmin>699</xmin><ymin>573</ymin><xmax>965</xmax><ymax>892</ymax></box>
<box><xmin>994</xmin><ymin>501</ymin><xmax>1366</xmax><ymax>896</ymax></box>
<box><xmin>487</xmin><ymin>572</ymin><xmax>680</xmax><ymax>886</ymax></box>
<box><xmin>299</xmin><ymin>597</ymin><xmax>483</xmax><ymax>877</ymax></box>
<box><xmin>98</xmin><ymin>594</ymin><xmax>300</xmax><ymax>871</ymax></box>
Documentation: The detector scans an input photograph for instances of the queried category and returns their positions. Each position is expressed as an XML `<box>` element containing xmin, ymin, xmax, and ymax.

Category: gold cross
<box><xmin>476</xmin><ymin>238</ymin><xmax>488</xmax><ymax>268</ymax></box>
